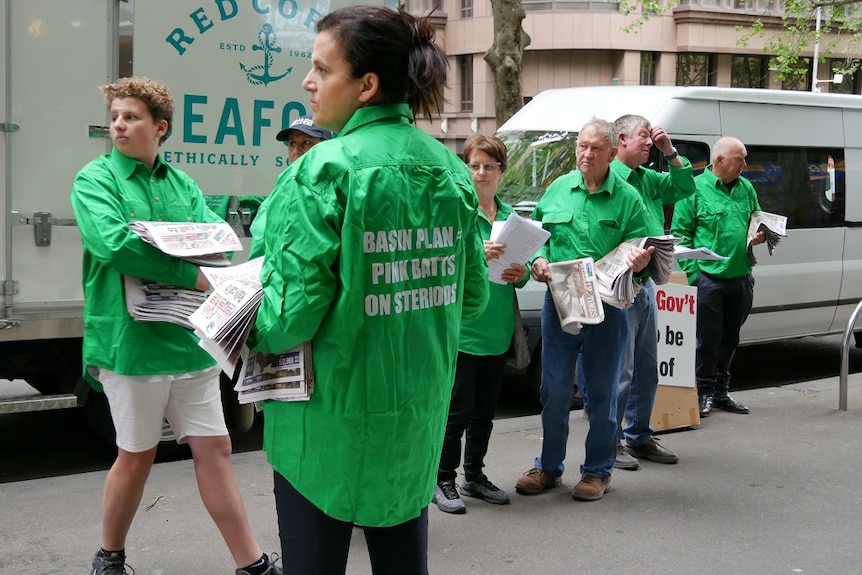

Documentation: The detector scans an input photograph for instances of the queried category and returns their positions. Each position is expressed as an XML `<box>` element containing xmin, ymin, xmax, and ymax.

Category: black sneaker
<box><xmin>461</xmin><ymin>474</ymin><xmax>510</xmax><ymax>504</ymax></box>
<box><xmin>91</xmin><ymin>550</ymin><xmax>133</xmax><ymax>575</ymax></box>
<box><xmin>432</xmin><ymin>479</ymin><xmax>466</xmax><ymax>514</ymax></box>
<box><xmin>236</xmin><ymin>553</ymin><xmax>282</xmax><ymax>575</ymax></box>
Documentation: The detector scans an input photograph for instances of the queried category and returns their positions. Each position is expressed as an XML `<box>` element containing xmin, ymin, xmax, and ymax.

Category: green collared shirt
<box><xmin>459</xmin><ymin>198</ymin><xmax>529</xmax><ymax>356</ymax></box>
<box><xmin>610</xmin><ymin>156</ymin><xmax>696</xmax><ymax>236</ymax></box>
<box><xmin>252</xmin><ymin>103</ymin><xmax>489</xmax><ymax>528</ymax></box>
<box><xmin>534</xmin><ymin>168</ymin><xmax>650</xmax><ymax>263</ymax></box>
<box><xmin>71</xmin><ymin>148</ymin><xmax>223</xmax><ymax>379</ymax></box>
<box><xmin>670</xmin><ymin>167</ymin><xmax>762</xmax><ymax>282</ymax></box>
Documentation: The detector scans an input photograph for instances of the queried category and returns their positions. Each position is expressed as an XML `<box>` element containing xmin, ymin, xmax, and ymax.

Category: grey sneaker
<box><xmin>235</xmin><ymin>553</ymin><xmax>282</xmax><ymax>575</ymax></box>
<box><xmin>461</xmin><ymin>474</ymin><xmax>510</xmax><ymax>505</ymax></box>
<box><xmin>432</xmin><ymin>480</ymin><xmax>466</xmax><ymax>514</ymax></box>
<box><xmin>626</xmin><ymin>437</ymin><xmax>679</xmax><ymax>464</ymax></box>
<box><xmin>91</xmin><ymin>550</ymin><xmax>132</xmax><ymax>575</ymax></box>
<box><xmin>613</xmin><ymin>444</ymin><xmax>640</xmax><ymax>470</ymax></box>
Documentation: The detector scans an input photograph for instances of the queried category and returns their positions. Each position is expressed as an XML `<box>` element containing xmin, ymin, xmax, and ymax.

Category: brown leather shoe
<box><xmin>572</xmin><ymin>474</ymin><xmax>612</xmax><ymax>501</ymax></box>
<box><xmin>515</xmin><ymin>467</ymin><xmax>562</xmax><ymax>495</ymax></box>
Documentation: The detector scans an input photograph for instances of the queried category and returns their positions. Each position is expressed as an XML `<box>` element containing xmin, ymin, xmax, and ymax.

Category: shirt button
<box><xmin>154</xmin><ymin>197</ymin><xmax>160</xmax><ymax>202</ymax></box>
<box><xmin>130</xmin><ymin>212</ymin><xmax>135</xmax><ymax>217</ymax></box>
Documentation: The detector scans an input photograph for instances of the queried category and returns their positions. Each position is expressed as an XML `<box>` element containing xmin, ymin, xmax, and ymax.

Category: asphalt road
<box><xmin>1</xmin><ymin>334</ymin><xmax>860</xmax><ymax>483</ymax></box>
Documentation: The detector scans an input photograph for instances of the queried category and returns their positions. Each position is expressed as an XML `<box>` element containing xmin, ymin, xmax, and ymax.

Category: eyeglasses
<box><xmin>468</xmin><ymin>162</ymin><xmax>502</xmax><ymax>173</ymax></box>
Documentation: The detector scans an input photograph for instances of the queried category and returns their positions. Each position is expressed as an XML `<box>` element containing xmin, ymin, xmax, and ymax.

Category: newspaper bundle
<box><xmin>747</xmin><ymin>211</ymin><xmax>787</xmax><ymax>265</ymax></box>
<box><xmin>547</xmin><ymin>258</ymin><xmax>604</xmax><ymax>335</ymax></box>
<box><xmin>594</xmin><ymin>236</ymin><xmax>679</xmax><ymax>309</ymax></box>
<box><xmin>235</xmin><ymin>345</ymin><xmax>314</xmax><ymax>404</ymax></box>
<box><xmin>188</xmin><ymin>257</ymin><xmax>265</xmax><ymax>376</ymax></box>
<box><xmin>124</xmin><ymin>221</ymin><xmax>244</xmax><ymax>328</ymax></box>
<box><xmin>123</xmin><ymin>276</ymin><xmax>207</xmax><ymax>330</ymax></box>
<box><xmin>488</xmin><ymin>212</ymin><xmax>550</xmax><ymax>285</ymax></box>
<box><xmin>128</xmin><ymin>220</ymin><xmax>243</xmax><ymax>266</ymax></box>
<box><xmin>188</xmin><ymin>257</ymin><xmax>313</xmax><ymax>402</ymax></box>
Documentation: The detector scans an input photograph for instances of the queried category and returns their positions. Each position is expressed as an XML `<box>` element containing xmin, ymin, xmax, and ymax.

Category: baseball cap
<box><xmin>276</xmin><ymin>114</ymin><xmax>333</xmax><ymax>142</ymax></box>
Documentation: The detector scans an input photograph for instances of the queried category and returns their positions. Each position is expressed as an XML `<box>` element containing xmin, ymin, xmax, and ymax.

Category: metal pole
<box><xmin>839</xmin><ymin>299</ymin><xmax>862</xmax><ymax>411</ymax></box>
<box><xmin>812</xmin><ymin>4</ymin><xmax>822</xmax><ymax>92</ymax></box>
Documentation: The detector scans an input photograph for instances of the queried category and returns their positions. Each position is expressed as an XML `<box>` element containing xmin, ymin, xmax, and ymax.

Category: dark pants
<box><xmin>694</xmin><ymin>273</ymin><xmax>754</xmax><ymax>398</ymax></box>
<box><xmin>438</xmin><ymin>351</ymin><xmax>508</xmax><ymax>483</ymax></box>
<box><xmin>274</xmin><ymin>472</ymin><xmax>429</xmax><ymax>575</ymax></box>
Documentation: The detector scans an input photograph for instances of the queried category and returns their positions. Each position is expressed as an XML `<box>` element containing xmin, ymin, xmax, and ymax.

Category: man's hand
<box><xmin>629</xmin><ymin>245</ymin><xmax>654</xmax><ymax>273</ymax></box>
<box><xmin>531</xmin><ymin>257</ymin><xmax>551</xmax><ymax>282</ymax></box>
<box><xmin>751</xmin><ymin>230</ymin><xmax>767</xmax><ymax>246</ymax></box>
<box><xmin>484</xmin><ymin>240</ymin><xmax>506</xmax><ymax>261</ymax></box>
<box><xmin>502</xmin><ymin>262</ymin><xmax>528</xmax><ymax>284</ymax></box>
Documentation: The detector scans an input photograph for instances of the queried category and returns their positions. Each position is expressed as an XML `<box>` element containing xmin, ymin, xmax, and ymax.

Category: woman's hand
<box><xmin>502</xmin><ymin>262</ymin><xmax>528</xmax><ymax>284</ymax></box>
<box><xmin>484</xmin><ymin>240</ymin><xmax>506</xmax><ymax>261</ymax></box>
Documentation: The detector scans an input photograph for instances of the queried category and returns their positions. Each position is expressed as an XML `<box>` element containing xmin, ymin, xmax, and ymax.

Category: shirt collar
<box><xmin>338</xmin><ymin>103</ymin><xmax>414</xmax><ymax>137</ymax></box>
<box><xmin>110</xmin><ymin>147</ymin><xmax>168</xmax><ymax>180</ymax></box>
<box><xmin>572</xmin><ymin>166</ymin><xmax>618</xmax><ymax>196</ymax></box>
<box><xmin>704</xmin><ymin>165</ymin><xmax>734</xmax><ymax>194</ymax></box>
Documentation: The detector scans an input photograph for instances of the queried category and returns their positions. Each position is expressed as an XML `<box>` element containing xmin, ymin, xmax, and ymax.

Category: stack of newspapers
<box><xmin>124</xmin><ymin>221</ymin><xmax>243</xmax><ymax>329</ymax></box>
<box><xmin>747</xmin><ymin>210</ymin><xmax>788</xmax><ymax>265</ymax></box>
<box><xmin>594</xmin><ymin>235</ymin><xmax>679</xmax><ymax>309</ymax></box>
<box><xmin>188</xmin><ymin>257</ymin><xmax>313</xmax><ymax>403</ymax></box>
<box><xmin>547</xmin><ymin>258</ymin><xmax>604</xmax><ymax>335</ymax></box>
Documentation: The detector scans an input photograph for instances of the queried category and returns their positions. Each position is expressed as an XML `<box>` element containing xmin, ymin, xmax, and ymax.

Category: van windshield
<box><xmin>497</xmin><ymin>131</ymin><xmax>579</xmax><ymax>210</ymax></box>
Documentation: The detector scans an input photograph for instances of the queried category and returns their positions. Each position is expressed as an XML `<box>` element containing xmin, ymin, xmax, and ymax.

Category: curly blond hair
<box><xmin>100</xmin><ymin>77</ymin><xmax>173</xmax><ymax>145</ymax></box>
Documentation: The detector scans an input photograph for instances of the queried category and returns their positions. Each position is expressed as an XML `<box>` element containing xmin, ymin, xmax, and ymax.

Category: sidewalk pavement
<box><xmin>3</xmin><ymin>374</ymin><xmax>862</xmax><ymax>575</ymax></box>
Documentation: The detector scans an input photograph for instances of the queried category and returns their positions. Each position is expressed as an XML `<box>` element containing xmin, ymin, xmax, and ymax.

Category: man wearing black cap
<box><xmin>276</xmin><ymin>114</ymin><xmax>334</xmax><ymax>165</ymax></box>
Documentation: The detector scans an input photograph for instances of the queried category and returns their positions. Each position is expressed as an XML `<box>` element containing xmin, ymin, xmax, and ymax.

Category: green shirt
<box><xmin>610</xmin><ymin>156</ymin><xmax>696</xmax><ymax>236</ymax></box>
<box><xmin>670</xmin><ymin>167</ymin><xmax>762</xmax><ymax>283</ymax></box>
<box><xmin>534</xmin><ymin>168</ymin><xmax>650</xmax><ymax>263</ymax></box>
<box><xmin>251</xmin><ymin>104</ymin><xmax>489</xmax><ymax>527</ymax></box>
<box><xmin>459</xmin><ymin>199</ymin><xmax>529</xmax><ymax>356</ymax></box>
<box><xmin>70</xmin><ymin>148</ymin><xmax>221</xmax><ymax>379</ymax></box>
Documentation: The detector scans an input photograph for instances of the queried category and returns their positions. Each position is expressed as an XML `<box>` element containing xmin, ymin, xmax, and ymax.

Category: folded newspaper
<box><xmin>123</xmin><ymin>276</ymin><xmax>208</xmax><ymax>330</ymax></box>
<box><xmin>747</xmin><ymin>211</ymin><xmax>787</xmax><ymax>265</ymax></box>
<box><xmin>547</xmin><ymin>258</ymin><xmax>604</xmax><ymax>335</ymax></box>
<box><xmin>128</xmin><ymin>220</ymin><xmax>243</xmax><ymax>266</ymax></box>
<box><xmin>594</xmin><ymin>236</ymin><xmax>679</xmax><ymax>309</ymax></box>
<box><xmin>188</xmin><ymin>257</ymin><xmax>313</xmax><ymax>402</ymax></box>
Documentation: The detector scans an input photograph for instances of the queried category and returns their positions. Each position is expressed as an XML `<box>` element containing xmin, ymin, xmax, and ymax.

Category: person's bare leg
<box><xmin>101</xmin><ymin>447</ymin><xmax>158</xmax><ymax>550</ymax></box>
<box><xmin>186</xmin><ymin>435</ymin><xmax>263</xmax><ymax>567</ymax></box>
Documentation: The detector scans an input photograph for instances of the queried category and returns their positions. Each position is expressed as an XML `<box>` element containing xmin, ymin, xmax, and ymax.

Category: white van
<box><xmin>497</xmin><ymin>86</ymin><xmax>862</xmax><ymax>389</ymax></box>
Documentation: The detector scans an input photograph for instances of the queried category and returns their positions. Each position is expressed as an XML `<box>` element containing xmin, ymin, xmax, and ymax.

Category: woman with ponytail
<box><xmin>250</xmin><ymin>5</ymin><xmax>489</xmax><ymax>574</ymax></box>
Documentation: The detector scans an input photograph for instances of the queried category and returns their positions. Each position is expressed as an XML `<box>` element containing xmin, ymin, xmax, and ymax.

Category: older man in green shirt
<box><xmin>671</xmin><ymin>136</ymin><xmax>766</xmax><ymax>418</ymax></box>
<box><xmin>514</xmin><ymin>119</ymin><xmax>654</xmax><ymax>502</ymax></box>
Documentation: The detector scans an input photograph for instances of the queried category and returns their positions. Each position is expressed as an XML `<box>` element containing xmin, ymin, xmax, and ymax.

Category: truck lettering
<box><xmin>183</xmin><ymin>94</ymin><xmax>304</xmax><ymax>147</ymax></box>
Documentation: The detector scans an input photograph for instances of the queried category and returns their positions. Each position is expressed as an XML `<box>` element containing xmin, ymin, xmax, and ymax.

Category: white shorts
<box><xmin>99</xmin><ymin>366</ymin><xmax>228</xmax><ymax>452</ymax></box>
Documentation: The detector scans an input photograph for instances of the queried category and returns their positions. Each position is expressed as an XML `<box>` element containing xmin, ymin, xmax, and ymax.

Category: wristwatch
<box><xmin>664</xmin><ymin>148</ymin><xmax>679</xmax><ymax>161</ymax></box>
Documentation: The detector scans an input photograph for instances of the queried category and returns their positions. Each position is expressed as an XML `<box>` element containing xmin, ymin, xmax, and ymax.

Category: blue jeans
<box><xmin>617</xmin><ymin>281</ymin><xmax>658</xmax><ymax>447</ymax></box>
<box><xmin>536</xmin><ymin>291</ymin><xmax>627</xmax><ymax>478</ymax></box>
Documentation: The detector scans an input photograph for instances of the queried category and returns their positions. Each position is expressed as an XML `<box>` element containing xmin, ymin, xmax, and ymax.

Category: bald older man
<box><xmin>671</xmin><ymin>137</ymin><xmax>765</xmax><ymax>418</ymax></box>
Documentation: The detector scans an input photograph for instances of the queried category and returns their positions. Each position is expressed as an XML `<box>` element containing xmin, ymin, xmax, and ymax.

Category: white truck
<box><xmin>0</xmin><ymin>0</ymin><xmax>360</xmax><ymax>437</ymax></box>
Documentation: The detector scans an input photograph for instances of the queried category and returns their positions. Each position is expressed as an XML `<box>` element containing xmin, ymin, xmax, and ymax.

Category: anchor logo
<box><xmin>239</xmin><ymin>24</ymin><xmax>292</xmax><ymax>86</ymax></box>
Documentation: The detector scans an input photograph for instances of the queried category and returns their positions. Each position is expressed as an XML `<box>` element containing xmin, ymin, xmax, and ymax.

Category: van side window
<box><xmin>743</xmin><ymin>147</ymin><xmax>845</xmax><ymax>229</ymax></box>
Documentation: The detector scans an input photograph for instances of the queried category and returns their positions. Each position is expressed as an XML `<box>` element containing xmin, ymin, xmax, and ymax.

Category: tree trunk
<box><xmin>484</xmin><ymin>0</ymin><xmax>531</xmax><ymax>128</ymax></box>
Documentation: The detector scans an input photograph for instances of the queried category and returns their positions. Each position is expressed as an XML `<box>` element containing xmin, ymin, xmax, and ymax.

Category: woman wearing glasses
<box><xmin>433</xmin><ymin>134</ymin><xmax>531</xmax><ymax>514</ymax></box>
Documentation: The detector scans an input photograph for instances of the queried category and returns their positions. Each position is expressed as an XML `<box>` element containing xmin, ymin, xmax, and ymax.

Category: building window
<box><xmin>781</xmin><ymin>60</ymin><xmax>811</xmax><ymax>91</ymax></box>
<box><xmin>458</xmin><ymin>55</ymin><xmax>473</xmax><ymax>113</ymax></box>
<box><xmin>405</xmin><ymin>0</ymin><xmax>435</xmax><ymax>14</ymax></box>
<box><xmin>731</xmin><ymin>55</ymin><xmax>767</xmax><ymax>88</ymax></box>
<box><xmin>461</xmin><ymin>0</ymin><xmax>473</xmax><ymax>18</ymax></box>
<box><xmin>640</xmin><ymin>52</ymin><xmax>657</xmax><ymax>85</ymax></box>
<box><xmin>829</xmin><ymin>59</ymin><xmax>859</xmax><ymax>94</ymax></box>
<box><xmin>676</xmin><ymin>53</ymin><xmax>717</xmax><ymax>86</ymax></box>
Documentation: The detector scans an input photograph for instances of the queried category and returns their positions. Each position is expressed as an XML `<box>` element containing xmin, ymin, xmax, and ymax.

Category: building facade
<box><xmin>410</xmin><ymin>0</ymin><xmax>861</xmax><ymax>151</ymax></box>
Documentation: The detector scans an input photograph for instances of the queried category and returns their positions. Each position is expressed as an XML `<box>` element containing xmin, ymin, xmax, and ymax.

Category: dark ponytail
<box><xmin>318</xmin><ymin>5</ymin><xmax>448</xmax><ymax>120</ymax></box>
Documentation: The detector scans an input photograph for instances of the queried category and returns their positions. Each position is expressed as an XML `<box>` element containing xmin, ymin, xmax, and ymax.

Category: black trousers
<box><xmin>274</xmin><ymin>472</ymin><xmax>429</xmax><ymax>575</ymax></box>
<box><xmin>438</xmin><ymin>351</ymin><xmax>508</xmax><ymax>483</ymax></box>
<box><xmin>694</xmin><ymin>273</ymin><xmax>754</xmax><ymax>398</ymax></box>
